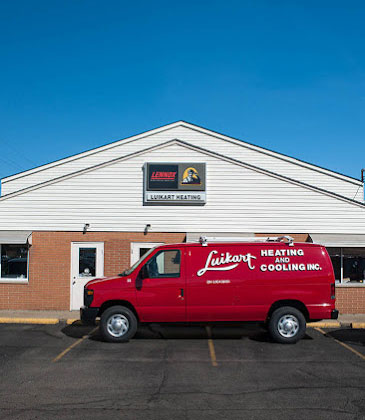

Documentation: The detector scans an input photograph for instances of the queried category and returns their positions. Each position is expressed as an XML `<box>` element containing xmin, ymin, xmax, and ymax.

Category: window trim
<box><xmin>0</xmin><ymin>244</ymin><xmax>29</xmax><ymax>284</ymax></box>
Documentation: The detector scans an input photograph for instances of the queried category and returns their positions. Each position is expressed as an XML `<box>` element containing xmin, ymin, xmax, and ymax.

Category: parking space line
<box><xmin>205</xmin><ymin>326</ymin><xmax>218</xmax><ymax>366</ymax></box>
<box><xmin>52</xmin><ymin>327</ymin><xmax>98</xmax><ymax>363</ymax></box>
<box><xmin>314</xmin><ymin>327</ymin><xmax>365</xmax><ymax>361</ymax></box>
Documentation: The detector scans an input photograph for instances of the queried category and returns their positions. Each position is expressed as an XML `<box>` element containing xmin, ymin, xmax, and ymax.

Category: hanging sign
<box><xmin>144</xmin><ymin>163</ymin><xmax>206</xmax><ymax>205</ymax></box>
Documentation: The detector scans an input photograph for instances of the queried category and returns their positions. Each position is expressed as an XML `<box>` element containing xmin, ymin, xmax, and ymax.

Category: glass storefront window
<box><xmin>343</xmin><ymin>248</ymin><xmax>365</xmax><ymax>284</ymax></box>
<box><xmin>327</xmin><ymin>247</ymin><xmax>365</xmax><ymax>284</ymax></box>
<box><xmin>327</xmin><ymin>247</ymin><xmax>341</xmax><ymax>283</ymax></box>
<box><xmin>0</xmin><ymin>244</ymin><xmax>28</xmax><ymax>279</ymax></box>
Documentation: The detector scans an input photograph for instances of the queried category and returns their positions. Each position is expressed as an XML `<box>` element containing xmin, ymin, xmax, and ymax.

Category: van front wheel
<box><xmin>268</xmin><ymin>306</ymin><xmax>306</xmax><ymax>344</ymax></box>
<box><xmin>100</xmin><ymin>306</ymin><xmax>138</xmax><ymax>343</ymax></box>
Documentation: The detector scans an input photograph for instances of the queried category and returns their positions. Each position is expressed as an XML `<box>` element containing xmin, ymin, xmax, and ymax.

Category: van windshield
<box><xmin>119</xmin><ymin>247</ymin><xmax>156</xmax><ymax>277</ymax></box>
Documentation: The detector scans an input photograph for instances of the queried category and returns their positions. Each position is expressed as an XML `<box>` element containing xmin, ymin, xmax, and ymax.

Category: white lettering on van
<box><xmin>275</xmin><ymin>257</ymin><xmax>290</xmax><ymax>263</ymax></box>
<box><xmin>260</xmin><ymin>262</ymin><xmax>315</xmax><ymax>272</ymax></box>
<box><xmin>197</xmin><ymin>250</ymin><xmax>257</xmax><ymax>277</ymax></box>
<box><xmin>261</xmin><ymin>248</ymin><xmax>305</xmax><ymax>257</ymax></box>
<box><xmin>307</xmin><ymin>263</ymin><xmax>321</xmax><ymax>271</ymax></box>
<box><xmin>206</xmin><ymin>280</ymin><xmax>231</xmax><ymax>285</ymax></box>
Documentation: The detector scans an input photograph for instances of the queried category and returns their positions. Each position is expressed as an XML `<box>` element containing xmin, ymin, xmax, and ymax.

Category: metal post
<box><xmin>340</xmin><ymin>248</ymin><xmax>343</xmax><ymax>284</ymax></box>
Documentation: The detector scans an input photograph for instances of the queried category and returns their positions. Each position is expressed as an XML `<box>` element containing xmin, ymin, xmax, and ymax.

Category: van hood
<box><xmin>85</xmin><ymin>276</ymin><xmax>131</xmax><ymax>288</ymax></box>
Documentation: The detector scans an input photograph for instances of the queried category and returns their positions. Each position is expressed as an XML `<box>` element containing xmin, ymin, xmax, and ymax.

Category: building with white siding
<box><xmin>0</xmin><ymin>121</ymin><xmax>364</xmax><ymax>312</ymax></box>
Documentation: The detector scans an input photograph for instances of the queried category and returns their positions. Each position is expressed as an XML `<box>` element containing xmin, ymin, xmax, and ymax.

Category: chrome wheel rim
<box><xmin>277</xmin><ymin>314</ymin><xmax>299</xmax><ymax>338</ymax></box>
<box><xmin>107</xmin><ymin>314</ymin><xmax>129</xmax><ymax>338</ymax></box>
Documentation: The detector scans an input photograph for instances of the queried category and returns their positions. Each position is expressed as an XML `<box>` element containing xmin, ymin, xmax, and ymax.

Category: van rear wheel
<box><xmin>100</xmin><ymin>306</ymin><xmax>138</xmax><ymax>343</ymax></box>
<box><xmin>268</xmin><ymin>306</ymin><xmax>306</xmax><ymax>344</ymax></box>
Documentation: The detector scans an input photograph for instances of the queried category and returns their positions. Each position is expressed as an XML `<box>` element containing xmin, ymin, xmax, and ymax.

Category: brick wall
<box><xmin>0</xmin><ymin>231</ymin><xmax>186</xmax><ymax>310</ymax></box>
<box><xmin>336</xmin><ymin>287</ymin><xmax>365</xmax><ymax>314</ymax></box>
<box><xmin>1</xmin><ymin>231</ymin><xmax>364</xmax><ymax>314</ymax></box>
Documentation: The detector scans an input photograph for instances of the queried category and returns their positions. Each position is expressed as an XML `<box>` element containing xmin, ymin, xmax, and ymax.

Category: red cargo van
<box><xmin>81</xmin><ymin>236</ymin><xmax>338</xmax><ymax>344</ymax></box>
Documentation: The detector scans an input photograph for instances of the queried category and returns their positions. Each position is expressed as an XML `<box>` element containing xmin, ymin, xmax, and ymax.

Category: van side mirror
<box><xmin>136</xmin><ymin>264</ymin><xmax>149</xmax><ymax>290</ymax></box>
<box><xmin>140</xmin><ymin>264</ymin><xmax>150</xmax><ymax>279</ymax></box>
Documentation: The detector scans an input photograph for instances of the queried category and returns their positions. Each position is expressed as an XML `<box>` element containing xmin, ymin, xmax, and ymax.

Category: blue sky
<box><xmin>0</xmin><ymin>0</ymin><xmax>364</xmax><ymax>183</ymax></box>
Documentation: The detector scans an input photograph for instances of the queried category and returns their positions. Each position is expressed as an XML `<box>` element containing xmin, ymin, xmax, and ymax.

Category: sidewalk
<box><xmin>0</xmin><ymin>310</ymin><xmax>80</xmax><ymax>325</ymax></box>
<box><xmin>308</xmin><ymin>313</ymin><xmax>365</xmax><ymax>328</ymax></box>
<box><xmin>0</xmin><ymin>309</ymin><xmax>364</xmax><ymax>328</ymax></box>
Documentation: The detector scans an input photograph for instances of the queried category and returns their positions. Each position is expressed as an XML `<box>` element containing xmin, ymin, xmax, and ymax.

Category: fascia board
<box><xmin>178</xmin><ymin>122</ymin><xmax>363</xmax><ymax>186</ymax></box>
<box><xmin>1</xmin><ymin>139</ymin><xmax>364</xmax><ymax>211</ymax></box>
<box><xmin>1</xmin><ymin>121</ymin><xmax>185</xmax><ymax>183</ymax></box>
<box><xmin>2</xmin><ymin>121</ymin><xmax>361</xmax><ymax>188</ymax></box>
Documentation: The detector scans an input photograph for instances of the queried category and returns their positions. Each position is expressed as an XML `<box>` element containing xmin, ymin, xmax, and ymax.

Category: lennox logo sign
<box><xmin>197</xmin><ymin>250</ymin><xmax>257</xmax><ymax>276</ymax></box>
<box><xmin>144</xmin><ymin>162</ymin><xmax>206</xmax><ymax>205</ymax></box>
<box><xmin>147</xmin><ymin>164</ymin><xmax>179</xmax><ymax>190</ymax></box>
<box><xmin>150</xmin><ymin>171</ymin><xmax>177</xmax><ymax>180</ymax></box>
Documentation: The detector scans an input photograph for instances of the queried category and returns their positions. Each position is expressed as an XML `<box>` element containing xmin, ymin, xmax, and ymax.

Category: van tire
<box><xmin>100</xmin><ymin>306</ymin><xmax>138</xmax><ymax>343</ymax></box>
<box><xmin>268</xmin><ymin>306</ymin><xmax>306</xmax><ymax>344</ymax></box>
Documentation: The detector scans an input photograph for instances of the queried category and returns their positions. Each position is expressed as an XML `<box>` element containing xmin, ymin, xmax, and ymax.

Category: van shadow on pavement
<box><xmin>61</xmin><ymin>322</ymin><xmax>97</xmax><ymax>339</ymax></box>
<box><xmin>60</xmin><ymin>321</ymin><xmax>301</xmax><ymax>342</ymax></box>
<box><xmin>326</xmin><ymin>329</ymin><xmax>365</xmax><ymax>346</ymax></box>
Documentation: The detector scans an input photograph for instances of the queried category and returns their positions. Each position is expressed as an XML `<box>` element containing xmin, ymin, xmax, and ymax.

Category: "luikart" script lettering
<box><xmin>197</xmin><ymin>250</ymin><xmax>256</xmax><ymax>276</ymax></box>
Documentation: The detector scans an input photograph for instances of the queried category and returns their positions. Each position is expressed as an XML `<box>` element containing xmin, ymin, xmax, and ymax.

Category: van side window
<box><xmin>146</xmin><ymin>250</ymin><xmax>181</xmax><ymax>278</ymax></box>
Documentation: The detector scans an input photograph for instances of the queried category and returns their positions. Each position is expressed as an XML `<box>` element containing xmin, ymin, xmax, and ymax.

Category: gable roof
<box><xmin>1</xmin><ymin>138</ymin><xmax>364</xmax><ymax>210</ymax></box>
<box><xmin>2</xmin><ymin>121</ymin><xmax>362</xmax><ymax>186</ymax></box>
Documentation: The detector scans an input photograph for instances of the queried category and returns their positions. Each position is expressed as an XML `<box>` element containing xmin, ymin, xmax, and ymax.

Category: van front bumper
<box><xmin>331</xmin><ymin>309</ymin><xmax>339</xmax><ymax>319</ymax></box>
<box><xmin>80</xmin><ymin>306</ymin><xmax>99</xmax><ymax>325</ymax></box>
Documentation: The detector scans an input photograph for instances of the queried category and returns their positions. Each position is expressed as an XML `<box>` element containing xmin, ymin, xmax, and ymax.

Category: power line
<box><xmin>0</xmin><ymin>138</ymin><xmax>38</xmax><ymax>167</ymax></box>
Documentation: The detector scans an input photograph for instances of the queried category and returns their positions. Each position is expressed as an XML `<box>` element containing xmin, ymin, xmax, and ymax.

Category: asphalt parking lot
<box><xmin>0</xmin><ymin>323</ymin><xmax>364</xmax><ymax>420</ymax></box>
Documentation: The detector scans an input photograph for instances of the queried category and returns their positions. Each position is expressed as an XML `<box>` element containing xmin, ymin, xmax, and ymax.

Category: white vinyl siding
<box><xmin>0</xmin><ymin>144</ymin><xmax>364</xmax><ymax>233</ymax></box>
<box><xmin>1</xmin><ymin>124</ymin><xmax>363</xmax><ymax>202</ymax></box>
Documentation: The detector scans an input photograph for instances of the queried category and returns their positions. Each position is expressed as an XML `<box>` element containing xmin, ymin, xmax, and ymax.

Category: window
<box><xmin>79</xmin><ymin>248</ymin><xmax>96</xmax><ymax>277</ymax></box>
<box><xmin>0</xmin><ymin>244</ymin><xmax>29</xmax><ymax>281</ymax></box>
<box><xmin>343</xmin><ymin>248</ymin><xmax>365</xmax><ymax>284</ymax></box>
<box><xmin>145</xmin><ymin>250</ymin><xmax>181</xmax><ymax>278</ymax></box>
<box><xmin>327</xmin><ymin>247</ymin><xmax>365</xmax><ymax>284</ymax></box>
<box><xmin>327</xmin><ymin>248</ymin><xmax>341</xmax><ymax>283</ymax></box>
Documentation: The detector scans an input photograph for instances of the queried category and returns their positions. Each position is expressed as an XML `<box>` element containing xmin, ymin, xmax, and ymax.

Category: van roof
<box><xmin>158</xmin><ymin>241</ymin><xmax>321</xmax><ymax>249</ymax></box>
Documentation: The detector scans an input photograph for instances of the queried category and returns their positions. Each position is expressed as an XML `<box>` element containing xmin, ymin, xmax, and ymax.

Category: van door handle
<box><xmin>179</xmin><ymin>288</ymin><xmax>184</xmax><ymax>300</ymax></box>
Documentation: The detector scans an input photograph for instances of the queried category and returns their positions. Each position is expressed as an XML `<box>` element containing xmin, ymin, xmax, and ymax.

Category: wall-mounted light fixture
<box><xmin>83</xmin><ymin>223</ymin><xmax>90</xmax><ymax>234</ymax></box>
<box><xmin>144</xmin><ymin>224</ymin><xmax>151</xmax><ymax>235</ymax></box>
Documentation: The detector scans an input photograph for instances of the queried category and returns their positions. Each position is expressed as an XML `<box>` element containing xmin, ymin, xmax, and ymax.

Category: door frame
<box><xmin>130</xmin><ymin>242</ymin><xmax>164</xmax><ymax>266</ymax></box>
<box><xmin>70</xmin><ymin>242</ymin><xmax>104</xmax><ymax>310</ymax></box>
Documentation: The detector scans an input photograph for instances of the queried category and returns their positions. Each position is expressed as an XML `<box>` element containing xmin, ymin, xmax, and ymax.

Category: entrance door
<box><xmin>71</xmin><ymin>242</ymin><xmax>104</xmax><ymax>310</ymax></box>
<box><xmin>130</xmin><ymin>242</ymin><xmax>164</xmax><ymax>265</ymax></box>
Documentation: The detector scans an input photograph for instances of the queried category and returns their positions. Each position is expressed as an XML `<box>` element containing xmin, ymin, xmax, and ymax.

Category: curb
<box><xmin>66</xmin><ymin>319</ymin><xmax>81</xmax><ymax>325</ymax></box>
<box><xmin>307</xmin><ymin>322</ymin><xmax>341</xmax><ymax>328</ymax></box>
<box><xmin>0</xmin><ymin>317</ymin><xmax>59</xmax><ymax>325</ymax></box>
<box><xmin>351</xmin><ymin>322</ymin><xmax>365</xmax><ymax>329</ymax></box>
